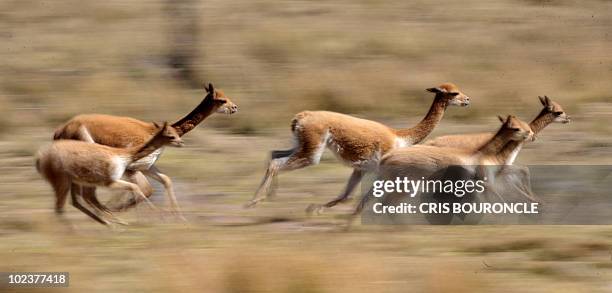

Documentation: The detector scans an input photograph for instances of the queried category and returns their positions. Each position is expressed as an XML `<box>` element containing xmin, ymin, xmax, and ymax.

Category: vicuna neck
<box><xmin>477</xmin><ymin>127</ymin><xmax>513</xmax><ymax>157</ymax></box>
<box><xmin>395</xmin><ymin>97</ymin><xmax>447</xmax><ymax>144</ymax></box>
<box><xmin>171</xmin><ymin>94</ymin><xmax>216</xmax><ymax>136</ymax></box>
<box><xmin>497</xmin><ymin>140</ymin><xmax>523</xmax><ymax>165</ymax></box>
<box><xmin>529</xmin><ymin>110</ymin><xmax>554</xmax><ymax>134</ymax></box>
<box><xmin>129</xmin><ymin>134</ymin><xmax>167</xmax><ymax>162</ymax></box>
<box><xmin>496</xmin><ymin>111</ymin><xmax>553</xmax><ymax>164</ymax></box>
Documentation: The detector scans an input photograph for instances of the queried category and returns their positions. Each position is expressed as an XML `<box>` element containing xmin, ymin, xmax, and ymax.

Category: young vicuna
<box><xmin>248</xmin><ymin>83</ymin><xmax>471</xmax><ymax>208</ymax></box>
<box><xmin>424</xmin><ymin>96</ymin><xmax>570</xmax><ymax>164</ymax></box>
<box><xmin>36</xmin><ymin>122</ymin><xmax>183</xmax><ymax>225</ymax></box>
<box><xmin>420</xmin><ymin>96</ymin><xmax>570</xmax><ymax>206</ymax></box>
<box><xmin>353</xmin><ymin>115</ymin><xmax>534</xmax><ymax>216</ymax></box>
<box><xmin>53</xmin><ymin>83</ymin><xmax>237</xmax><ymax>213</ymax></box>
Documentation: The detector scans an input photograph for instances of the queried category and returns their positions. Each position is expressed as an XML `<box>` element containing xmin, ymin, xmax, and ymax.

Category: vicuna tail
<box><xmin>53</xmin><ymin>123</ymin><xmax>69</xmax><ymax>140</ymax></box>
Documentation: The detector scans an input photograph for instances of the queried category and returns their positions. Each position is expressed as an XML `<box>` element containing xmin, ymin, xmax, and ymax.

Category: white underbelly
<box><xmin>111</xmin><ymin>156</ymin><xmax>129</xmax><ymax>181</ymax></box>
<box><xmin>394</xmin><ymin>137</ymin><xmax>412</xmax><ymax>148</ymax></box>
<box><xmin>128</xmin><ymin>148</ymin><xmax>164</xmax><ymax>171</ymax></box>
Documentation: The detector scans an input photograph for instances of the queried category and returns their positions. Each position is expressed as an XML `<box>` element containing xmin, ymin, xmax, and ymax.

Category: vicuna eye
<box><xmin>510</xmin><ymin>128</ymin><xmax>520</xmax><ymax>131</ymax></box>
<box><xmin>554</xmin><ymin>111</ymin><xmax>563</xmax><ymax>116</ymax></box>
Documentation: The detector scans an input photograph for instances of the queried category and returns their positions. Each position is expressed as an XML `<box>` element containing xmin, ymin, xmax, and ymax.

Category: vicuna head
<box><xmin>426</xmin><ymin>83</ymin><xmax>471</xmax><ymax>107</ymax></box>
<box><xmin>152</xmin><ymin>122</ymin><xmax>184</xmax><ymax>147</ymax></box>
<box><xmin>497</xmin><ymin>115</ymin><xmax>534</xmax><ymax>142</ymax></box>
<box><xmin>539</xmin><ymin>95</ymin><xmax>570</xmax><ymax>124</ymax></box>
<box><xmin>205</xmin><ymin>83</ymin><xmax>238</xmax><ymax>114</ymax></box>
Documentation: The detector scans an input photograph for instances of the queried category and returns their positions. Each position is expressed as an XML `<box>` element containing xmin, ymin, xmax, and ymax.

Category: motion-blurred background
<box><xmin>1</xmin><ymin>0</ymin><xmax>611</xmax><ymax>292</ymax></box>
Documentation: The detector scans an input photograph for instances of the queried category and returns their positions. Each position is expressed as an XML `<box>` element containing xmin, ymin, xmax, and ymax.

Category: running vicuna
<box><xmin>248</xmin><ymin>83</ymin><xmax>471</xmax><ymax>209</ymax></box>
<box><xmin>423</xmin><ymin>96</ymin><xmax>570</xmax><ymax>203</ymax></box>
<box><xmin>352</xmin><ymin>115</ymin><xmax>535</xmax><ymax>216</ymax></box>
<box><xmin>53</xmin><ymin>83</ymin><xmax>237</xmax><ymax>215</ymax></box>
<box><xmin>36</xmin><ymin>122</ymin><xmax>183</xmax><ymax>225</ymax></box>
<box><xmin>424</xmin><ymin>96</ymin><xmax>570</xmax><ymax>164</ymax></box>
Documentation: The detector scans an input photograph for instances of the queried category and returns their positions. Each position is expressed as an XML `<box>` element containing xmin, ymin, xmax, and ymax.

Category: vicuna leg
<box><xmin>53</xmin><ymin>178</ymin><xmax>71</xmax><ymax>215</ymax></box>
<box><xmin>326</xmin><ymin>169</ymin><xmax>364</xmax><ymax>206</ymax></box>
<box><xmin>248</xmin><ymin>133</ymin><xmax>326</xmax><ymax>207</ymax></box>
<box><xmin>345</xmin><ymin>187</ymin><xmax>375</xmax><ymax>227</ymax></box>
<box><xmin>497</xmin><ymin>165</ymin><xmax>540</xmax><ymax>203</ymax></box>
<box><xmin>267</xmin><ymin>149</ymin><xmax>294</xmax><ymax>198</ymax></box>
<box><xmin>78</xmin><ymin>185</ymin><xmax>128</xmax><ymax>225</ymax></box>
<box><xmin>106</xmin><ymin>171</ymin><xmax>154</xmax><ymax>212</ymax></box>
<box><xmin>247</xmin><ymin>153</ymin><xmax>291</xmax><ymax>207</ymax></box>
<box><xmin>70</xmin><ymin>185</ymin><xmax>109</xmax><ymax>225</ymax></box>
<box><xmin>307</xmin><ymin>169</ymin><xmax>364</xmax><ymax>214</ymax></box>
<box><xmin>353</xmin><ymin>189</ymin><xmax>373</xmax><ymax>216</ymax></box>
<box><xmin>108</xmin><ymin>180</ymin><xmax>159</xmax><ymax>212</ymax></box>
<box><xmin>70</xmin><ymin>184</ymin><xmax>112</xmax><ymax>216</ymax></box>
<box><xmin>77</xmin><ymin>185</ymin><xmax>111</xmax><ymax>213</ymax></box>
<box><xmin>72</xmin><ymin>173</ymin><xmax>153</xmax><ymax>213</ymax></box>
<box><xmin>143</xmin><ymin>166</ymin><xmax>185</xmax><ymax>220</ymax></box>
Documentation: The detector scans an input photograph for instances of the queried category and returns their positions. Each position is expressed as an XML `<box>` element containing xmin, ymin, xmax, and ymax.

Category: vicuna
<box><xmin>353</xmin><ymin>115</ymin><xmax>534</xmax><ymax>217</ymax></box>
<box><xmin>37</xmin><ymin>122</ymin><xmax>183</xmax><ymax>225</ymax></box>
<box><xmin>422</xmin><ymin>96</ymin><xmax>571</xmax><ymax>204</ymax></box>
<box><xmin>424</xmin><ymin>96</ymin><xmax>570</xmax><ymax>165</ymax></box>
<box><xmin>53</xmin><ymin>83</ymin><xmax>237</xmax><ymax>216</ymax></box>
<box><xmin>248</xmin><ymin>83</ymin><xmax>471</xmax><ymax>210</ymax></box>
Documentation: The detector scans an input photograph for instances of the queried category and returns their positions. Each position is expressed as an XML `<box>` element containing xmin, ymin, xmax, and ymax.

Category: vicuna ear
<box><xmin>153</xmin><ymin>122</ymin><xmax>161</xmax><ymax>129</ymax></box>
<box><xmin>162</xmin><ymin>121</ymin><xmax>169</xmax><ymax>129</ymax></box>
<box><xmin>538</xmin><ymin>96</ymin><xmax>546</xmax><ymax>106</ymax></box>
<box><xmin>426</xmin><ymin>87</ymin><xmax>444</xmax><ymax>94</ymax></box>
<box><xmin>208</xmin><ymin>83</ymin><xmax>215</xmax><ymax>94</ymax></box>
<box><xmin>497</xmin><ymin>115</ymin><xmax>505</xmax><ymax>123</ymax></box>
<box><xmin>544</xmin><ymin>95</ymin><xmax>551</xmax><ymax>106</ymax></box>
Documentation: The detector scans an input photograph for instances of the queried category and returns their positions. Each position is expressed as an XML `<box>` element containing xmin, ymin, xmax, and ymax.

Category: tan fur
<box><xmin>53</xmin><ymin>83</ymin><xmax>237</xmax><ymax>212</ymax></box>
<box><xmin>292</xmin><ymin>111</ymin><xmax>398</xmax><ymax>166</ymax></box>
<box><xmin>423</xmin><ymin>96</ymin><xmax>570</xmax><ymax>164</ymax></box>
<box><xmin>382</xmin><ymin>116</ymin><xmax>533</xmax><ymax>168</ymax></box>
<box><xmin>249</xmin><ymin>83</ymin><xmax>472</xmax><ymax>208</ymax></box>
<box><xmin>37</xmin><ymin>123</ymin><xmax>182</xmax><ymax>225</ymax></box>
<box><xmin>54</xmin><ymin>114</ymin><xmax>157</xmax><ymax>147</ymax></box>
<box><xmin>352</xmin><ymin>115</ymin><xmax>534</xmax><ymax>215</ymax></box>
<box><xmin>54</xmin><ymin>83</ymin><xmax>237</xmax><ymax>147</ymax></box>
<box><xmin>423</xmin><ymin>133</ymin><xmax>493</xmax><ymax>151</ymax></box>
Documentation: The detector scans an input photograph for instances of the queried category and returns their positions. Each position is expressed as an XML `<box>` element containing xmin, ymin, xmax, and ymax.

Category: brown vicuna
<box><xmin>424</xmin><ymin>96</ymin><xmax>570</xmax><ymax>165</ymax></box>
<box><xmin>37</xmin><ymin>122</ymin><xmax>184</xmax><ymax>225</ymax></box>
<box><xmin>352</xmin><ymin>115</ymin><xmax>534</xmax><ymax>216</ymax></box>
<box><xmin>53</xmin><ymin>83</ymin><xmax>237</xmax><ymax>214</ymax></box>
<box><xmin>248</xmin><ymin>83</ymin><xmax>471</xmax><ymax>209</ymax></box>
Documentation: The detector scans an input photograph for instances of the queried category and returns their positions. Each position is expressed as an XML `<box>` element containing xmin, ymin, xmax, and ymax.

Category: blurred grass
<box><xmin>1</xmin><ymin>127</ymin><xmax>611</xmax><ymax>292</ymax></box>
<box><xmin>1</xmin><ymin>0</ymin><xmax>612</xmax><ymax>292</ymax></box>
<box><xmin>2</xmin><ymin>0</ymin><xmax>612</xmax><ymax>133</ymax></box>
